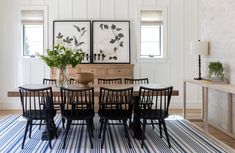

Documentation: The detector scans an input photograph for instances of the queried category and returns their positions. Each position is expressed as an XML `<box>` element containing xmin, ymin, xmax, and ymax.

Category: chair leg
<box><xmin>86</xmin><ymin>120</ymin><xmax>93</xmax><ymax>148</ymax></box>
<box><xmin>39</xmin><ymin>120</ymin><xmax>42</xmax><ymax>130</ymax></box>
<box><xmin>141</xmin><ymin>119</ymin><xmax>146</xmax><ymax>148</ymax></box>
<box><xmin>63</xmin><ymin>120</ymin><xmax>72</xmax><ymax>149</ymax></box>
<box><xmin>123</xmin><ymin>119</ymin><xmax>132</xmax><ymax>148</ymax></box>
<box><xmin>62</xmin><ymin>118</ymin><xmax>65</xmax><ymax>129</ymax></box>
<box><xmin>151</xmin><ymin>119</ymin><xmax>155</xmax><ymax>129</ymax></box>
<box><xmin>22</xmin><ymin>120</ymin><xmax>30</xmax><ymax>149</ymax></box>
<box><xmin>51</xmin><ymin>118</ymin><xmax>58</xmax><ymax>138</ymax></box>
<box><xmin>162</xmin><ymin>120</ymin><xmax>171</xmax><ymax>148</ymax></box>
<box><xmin>158</xmin><ymin>120</ymin><xmax>162</xmax><ymax>138</ymax></box>
<box><xmin>101</xmin><ymin>119</ymin><xmax>108</xmax><ymax>149</ymax></box>
<box><xmin>29</xmin><ymin>120</ymin><xmax>32</xmax><ymax>138</ymax></box>
<box><xmin>91</xmin><ymin>118</ymin><xmax>95</xmax><ymax>130</ymax></box>
<box><xmin>99</xmin><ymin>119</ymin><xmax>104</xmax><ymax>138</ymax></box>
<box><xmin>89</xmin><ymin>120</ymin><xmax>94</xmax><ymax>138</ymax></box>
<box><xmin>129</xmin><ymin>115</ymin><xmax>132</xmax><ymax>129</ymax></box>
<box><xmin>45</xmin><ymin>119</ymin><xmax>52</xmax><ymax>149</ymax></box>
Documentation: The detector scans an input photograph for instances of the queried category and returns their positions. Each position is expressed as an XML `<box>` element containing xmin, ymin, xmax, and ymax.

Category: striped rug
<box><xmin>0</xmin><ymin>114</ymin><xmax>229</xmax><ymax>153</ymax></box>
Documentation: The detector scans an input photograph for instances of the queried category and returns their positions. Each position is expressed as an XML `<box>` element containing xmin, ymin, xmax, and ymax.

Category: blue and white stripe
<box><xmin>0</xmin><ymin>115</ymin><xmax>229</xmax><ymax>153</ymax></box>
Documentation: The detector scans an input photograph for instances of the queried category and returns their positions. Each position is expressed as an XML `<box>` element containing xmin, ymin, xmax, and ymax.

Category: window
<box><xmin>141</xmin><ymin>25</ymin><xmax>162</xmax><ymax>57</ymax></box>
<box><xmin>21</xmin><ymin>9</ymin><xmax>45</xmax><ymax>57</ymax></box>
<box><xmin>138</xmin><ymin>7</ymin><xmax>167</xmax><ymax>61</ymax></box>
<box><xmin>23</xmin><ymin>25</ymin><xmax>43</xmax><ymax>56</ymax></box>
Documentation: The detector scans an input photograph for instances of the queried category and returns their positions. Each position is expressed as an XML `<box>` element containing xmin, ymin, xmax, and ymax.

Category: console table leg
<box><xmin>227</xmin><ymin>93</ymin><xmax>233</xmax><ymax>133</ymax></box>
<box><xmin>183</xmin><ymin>81</ymin><xmax>187</xmax><ymax>119</ymax></box>
<box><xmin>204</xmin><ymin>87</ymin><xmax>208</xmax><ymax>132</ymax></box>
<box><xmin>202</xmin><ymin>87</ymin><xmax>205</xmax><ymax>120</ymax></box>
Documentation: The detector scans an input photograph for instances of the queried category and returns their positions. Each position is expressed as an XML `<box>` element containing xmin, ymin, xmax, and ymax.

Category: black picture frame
<box><xmin>53</xmin><ymin>20</ymin><xmax>92</xmax><ymax>63</ymax></box>
<box><xmin>92</xmin><ymin>20</ymin><xmax>130</xmax><ymax>64</ymax></box>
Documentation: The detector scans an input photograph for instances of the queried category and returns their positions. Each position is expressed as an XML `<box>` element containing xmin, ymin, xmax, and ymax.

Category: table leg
<box><xmin>131</xmin><ymin>114</ymin><xmax>142</xmax><ymax>140</ymax></box>
<box><xmin>41</xmin><ymin>118</ymin><xmax>57</xmax><ymax>140</ymax></box>
<box><xmin>183</xmin><ymin>81</ymin><xmax>187</xmax><ymax>119</ymax></box>
<box><xmin>204</xmin><ymin>87</ymin><xmax>208</xmax><ymax>132</ymax></box>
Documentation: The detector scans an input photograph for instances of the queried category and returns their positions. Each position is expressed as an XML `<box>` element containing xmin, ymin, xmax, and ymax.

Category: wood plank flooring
<box><xmin>1</xmin><ymin>109</ymin><xmax>235</xmax><ymax>149</ymax></box>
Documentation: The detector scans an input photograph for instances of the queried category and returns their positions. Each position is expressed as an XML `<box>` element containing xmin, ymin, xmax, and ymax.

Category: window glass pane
<box><xmin>140</xmin><ymin>25</ymin><xmax>161</xmax><ymax>57</ymax></box>
<box><xmin>141</xmin><ymin>26</ymin><xmax>160</xmax><ymax>42</ymax></box>
<box><xmin>141</xmin><ymin>42</ymin><xmax>160</xmax><ymax>56</ymax></box>
<box><xmin>23</xmin><ymin>25</ymin><xmax>43</xmax><ymax>56</ymax></box>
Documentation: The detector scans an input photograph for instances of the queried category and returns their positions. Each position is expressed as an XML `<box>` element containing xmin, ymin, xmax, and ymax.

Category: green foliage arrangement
<box><xmin>208</xmin><ymin>61</ymin><xmax>224</xmax><ymax>80</ymax></box>
<box><xmin>38</xmin><ymin>41</ymin><xmax>84</xmax><ymax>69</ymax></box>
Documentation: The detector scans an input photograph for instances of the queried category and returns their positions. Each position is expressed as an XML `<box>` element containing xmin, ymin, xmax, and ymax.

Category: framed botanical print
<box><xmin>92</xmin><ymin>20</ymin><xmax>130</xmax><ymax>63</ymax></box>
<box><xmin>53</xmin><ymin>20</ymin><xmax>91</xmax><ymax>63</ymax></box>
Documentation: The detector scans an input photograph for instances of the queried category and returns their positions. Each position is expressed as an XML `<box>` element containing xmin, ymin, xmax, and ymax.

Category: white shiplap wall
<box><xmin>0</xmin><ymin>0</ymin><xmax>200</xmax><ymax>109</ymax></box>
<box><xmin>199</xmin><ymin>0</ymin><xmax>235</xmax><ymax>132</ymax></box>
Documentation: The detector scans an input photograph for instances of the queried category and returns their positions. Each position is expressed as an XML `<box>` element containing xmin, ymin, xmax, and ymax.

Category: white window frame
<box><xmin>19</xmin><ymin>6</ymin><xmax>48</xmax><ymax>58</ymax></box>
<box><xmin>137</xmin><ymin>6</ymin><xmax>168</xmax><ymax>63</ymax></box>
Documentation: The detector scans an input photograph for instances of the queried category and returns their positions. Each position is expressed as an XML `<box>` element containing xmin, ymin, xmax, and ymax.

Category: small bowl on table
<box><xmin>75</xmin><ymin>73</ymin><xmax>94</xmax><ymax>87</ymax></box>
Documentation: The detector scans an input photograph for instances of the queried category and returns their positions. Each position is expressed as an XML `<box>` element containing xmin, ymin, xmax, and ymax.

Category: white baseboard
<box><xmin>0</xmin><ymin>102</ymin><xmax>22</xmax><ymax>110</ymax></box>
<box><xmin>170</xmin><ymin>101</ymin><xmax>201</xmax><ymax>109</ymax></box>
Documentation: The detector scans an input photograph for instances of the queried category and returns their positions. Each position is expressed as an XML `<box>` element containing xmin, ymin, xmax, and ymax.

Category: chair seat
<box><xmin>137</xmin><ymin>109</ymin><xmax>169</xmax><ymax>120</ymax></box>
<box><xmin>62</xmin><ymin>110</ymin><xmax>94</xmax><ymax>120</ymax></box>
<box><xmin>98</xmin><ymin>109</ymin><xmax>131</xmax><ymax>120</ymax></box>
<box><xmin>23</xmin><ymin>110</ymin><xmax>56</xmax><ymax>120</ymax></box>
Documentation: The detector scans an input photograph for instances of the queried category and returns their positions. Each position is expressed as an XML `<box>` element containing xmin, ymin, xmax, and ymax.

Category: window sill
<box><xmin>136</xmin><ymin>57</ymin><xmax>168</xmax><ymax>63</ymax></box>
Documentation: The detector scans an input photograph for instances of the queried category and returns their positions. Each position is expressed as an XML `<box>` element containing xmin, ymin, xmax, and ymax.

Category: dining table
<box><xmin>7</xmin><ymin>83</ymin><xmax>179</xmax><ymax>139</ymax></box>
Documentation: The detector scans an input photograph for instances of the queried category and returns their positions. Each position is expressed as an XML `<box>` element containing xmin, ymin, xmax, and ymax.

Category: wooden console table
<box><xmin>51</xmin><ymin>64</ymin><xmax>134</xmax><ymax>84</ymax></box>
<box><xmin>183</xmin><ymin>80</ymin><xmax>234</xmax><ymax>136</ymax></box>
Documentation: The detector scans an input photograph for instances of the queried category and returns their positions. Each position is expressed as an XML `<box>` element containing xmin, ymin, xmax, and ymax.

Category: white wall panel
<box><xmin>158</xmin><ymin>0</ymin><xmax>169</xmax><ymax>6</ymax></box>
<box><xmin>46</xmin><ymin>0</ymin><xmax>58</xmax><ymax>48</ymax></box>
<box><xmin>45</xmin><ymin>0</ymin><xmax>59</xmax><ymax>78</ymax></box>
<box><xmin>114</xmin><ymin>0</ymin><xmax>129</xmax><ymax>19</ymax></box>
<box><xmin>58</xmin><ymin>0</ymin><xmax>72</xmax><ymax>19</ymax></box>
<box><xmin>73</xmin><ymin>0</ymin><xmax>87</xmax><ymax>19</ymax></box>
<box><xmin>208</xmin><ymin>89</ymin><xmax>228</xmax><ymax>130</ymax></box>
<box><xmin>87</xmin><ymin>0</ymin><xmax>100</xmax><ymax>19</ymax></box>
<box><xmin>169</xmin><ymin>0</ymin><xmax>184</xmax><ymax>103</ymax></box>
<box><xmin>20</xmin><ymin>0</ymin><xmax>30</xmax><ymax>5</ymax></box>
<box><xmin>140</xmin><ymin>64</ymin><xmax>155</xmax><ymax>82</ymax></box>
<box><xmin>31</xmin><ymin>0</ymin><xmax>44</xmax><ymax>5</ymax></box>
<box><xmin>30</xmin><ymin>60</ymin><xmax>45</xmax><ymax>84</ymax></box>
<box><xmin>154</xmin><ymin>63</ymin><xmax>170</xmax><ymax>85</ymax></box>
<box><xmin>142</xmin><ymin>0</ymin><xmax>156</xmax><ymax>6</ymax></box>
<box><xmin>100</xmin><ymin>0</ymin><xmax>114</xmax><ymax>19</ymax></box>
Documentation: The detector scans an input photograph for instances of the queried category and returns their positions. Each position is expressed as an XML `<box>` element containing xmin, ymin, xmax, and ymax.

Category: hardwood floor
<box><xmin>1</xmin><ymin>109</ymin><xmax>235</xmax><ymax>150</ymax></box>
<box><xmin>169</xmin><ymin>109</ymin><xmax>235</xmax><ymax>150</ymax></box>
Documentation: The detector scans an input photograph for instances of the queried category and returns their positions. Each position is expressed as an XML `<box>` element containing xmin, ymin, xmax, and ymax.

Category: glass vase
<box><xmin>56</xmin><ymin>67</ymin><xmax>69</xmax><ymax>87</ymax></box>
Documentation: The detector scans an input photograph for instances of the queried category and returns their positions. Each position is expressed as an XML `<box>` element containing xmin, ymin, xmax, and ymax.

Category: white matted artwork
<box><xmin>92</xmin><ymin>20</ymin><xmax>130</xmax><ymax>63</ymax></box>
<box><xmin>53</xmin><ymin>20</ymin><xmax>91</xmax><ymax>63</ymax></box>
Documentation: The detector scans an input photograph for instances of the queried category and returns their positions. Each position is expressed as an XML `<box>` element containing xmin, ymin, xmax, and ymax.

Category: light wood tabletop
<box><xmin>8</xmin><ymin>84</ymin><xmax>179</xmax><ymax>97</ymax></box>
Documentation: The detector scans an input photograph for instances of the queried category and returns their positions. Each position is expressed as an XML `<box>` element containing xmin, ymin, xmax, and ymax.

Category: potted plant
<box><xmin>38</xmin><ymin>38</ymin><xmax>84</xmax><ymax>87</ymax></box>
<box><xmin>208</xmin><ymin>61</ymin><xmax>225</xmax><ymax>81</ymax></box>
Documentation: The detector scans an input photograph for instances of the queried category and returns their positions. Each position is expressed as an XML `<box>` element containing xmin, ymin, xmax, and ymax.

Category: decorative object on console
<box><xmin>207</xmin><ymin>61</ymin><xmax>227</xmax><ymax>83</ymax></box>
<box><xmin>53</xmin><ymin>20</ymin><xmax>91</xmax><ymax>63</ymax></box>
<box><xmin>92</xmin><ymin>20</ymin><xmax>130</xmax><ymax>63</ymax></box>
<box><xmin>75</xmin><ymin>73</ymin><xmax>94</xmax><ymax>87</ymax></box>
<box><xmin>190</xmin><ymin>40</ymin><xmax>209</xmax><ymax>80</ymax></box>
